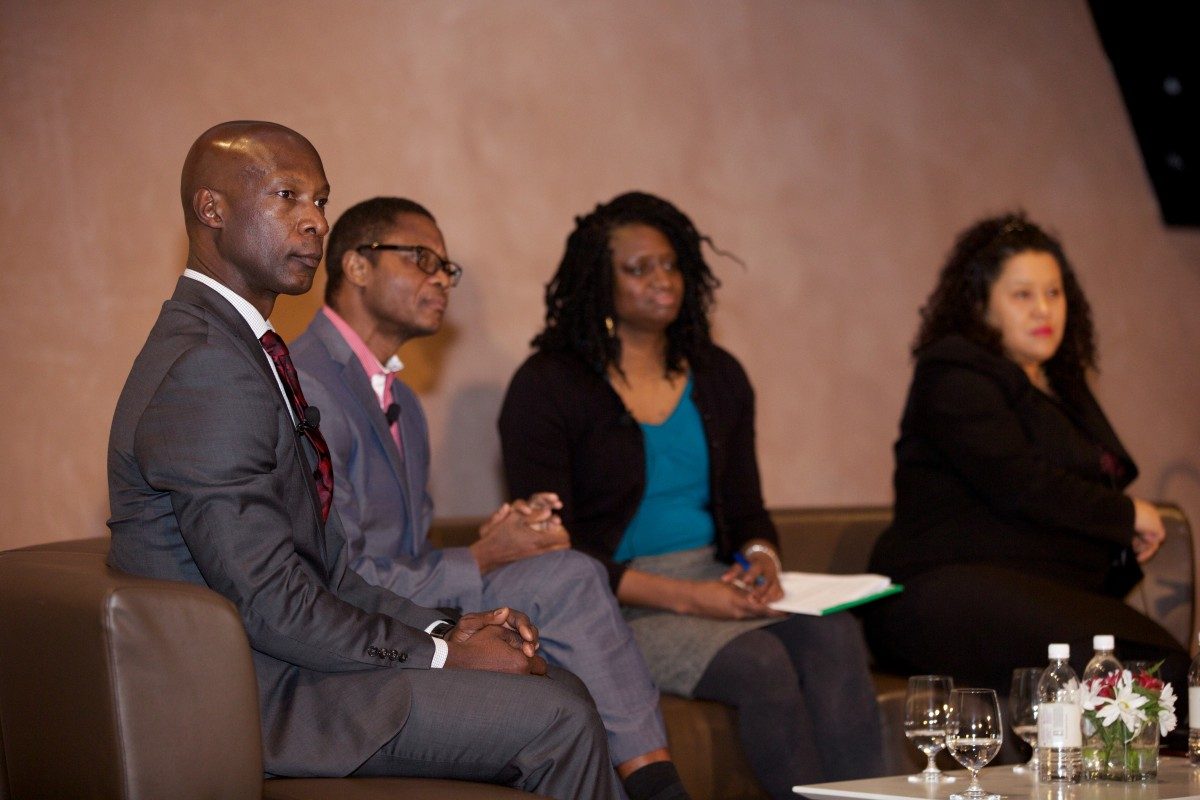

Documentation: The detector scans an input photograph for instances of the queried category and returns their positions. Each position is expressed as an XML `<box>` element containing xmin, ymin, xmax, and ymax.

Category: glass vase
<box><xmin>1082</xmin><ymin>718</ymin><xmax>1159</xmax><ymax>781</ymax></box>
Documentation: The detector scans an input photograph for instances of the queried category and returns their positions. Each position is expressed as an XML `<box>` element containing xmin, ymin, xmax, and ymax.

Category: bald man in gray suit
<box><xmin>106</xmin><ymin>120</ymin><xmax>616</xmax><ymax>798</ymax></box>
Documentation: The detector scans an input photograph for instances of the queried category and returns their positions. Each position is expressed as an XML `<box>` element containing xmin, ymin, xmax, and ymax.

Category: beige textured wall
<box><xmin>2</xmin><ymin>1</ymin><xmax>1198</xmax><ymax>552</ymax></box>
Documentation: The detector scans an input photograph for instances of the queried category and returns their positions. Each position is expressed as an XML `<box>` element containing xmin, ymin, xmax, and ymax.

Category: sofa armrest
<box><xmin>1126</xmin><ymin>502</ymin><xmax>1196</xmax><ymax>651</ymax></box>
<box><xmin>0</xmin><ymin>546</ymin><xmax>263</xmax><ymax>800</ymax></box>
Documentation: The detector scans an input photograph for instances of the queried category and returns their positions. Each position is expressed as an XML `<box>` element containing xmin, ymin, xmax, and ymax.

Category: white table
<box><xmin>794</xmin><ymin>758</ymin><xmax>1200</xmax><ymax>800</ymax></box>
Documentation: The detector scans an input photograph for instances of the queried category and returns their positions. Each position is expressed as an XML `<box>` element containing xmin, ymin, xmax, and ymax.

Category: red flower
<box><xmin>1133</xmin><ymin>671</ymin><xmax>1164</xmax><ymax>690</ymax></box>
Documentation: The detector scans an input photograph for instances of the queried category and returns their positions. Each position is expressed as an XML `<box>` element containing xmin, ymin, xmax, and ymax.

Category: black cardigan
<box><xmin>869</xmin><ymin>335</ymin><xmax>1139</xmax><ymax>595</ymax></box>
<box><xmin>498</xmin><ymin>345</ymin><xmax>778</xmax><ymax>591</ymax></box>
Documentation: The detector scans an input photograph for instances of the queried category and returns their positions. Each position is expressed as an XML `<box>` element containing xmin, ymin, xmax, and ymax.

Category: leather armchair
<box><xmin>0</xmin><ymin>538</ymin><xmax>534</xmax><ymax>800</ymax></box>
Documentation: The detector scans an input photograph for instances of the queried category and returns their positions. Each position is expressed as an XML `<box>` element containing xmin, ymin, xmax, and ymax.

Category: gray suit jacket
<box><xmin>107</xmin><ymin>277</ymin><xmax>447</xmax><ymax>777</ymax></box>
<box><xmin>291</xmin><ymin>311</ymin><xmax>485</xmax><ymax>611</ymax></box>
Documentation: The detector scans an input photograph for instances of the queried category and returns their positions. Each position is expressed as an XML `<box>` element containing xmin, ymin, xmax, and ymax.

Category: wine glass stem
<box><xmin>966</xmin><ymin>768</ymin><xmax>982</xmax><ymax>797</ymax></box>
<box><xmin>923</xmin><ymin>752</ymin><xmax>940</xmax><ymax>776</ymax></box>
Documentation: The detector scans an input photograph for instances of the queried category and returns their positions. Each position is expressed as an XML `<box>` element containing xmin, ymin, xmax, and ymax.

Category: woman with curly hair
<box><xmin>499</xmin><ymin>192</ymin><xmax>884</xmax><ymax>797</ymax></box>
<box><xmin>864</xmin><ymin>212</ymin><xmax>1189</xmax><ymax>698</ymax></box>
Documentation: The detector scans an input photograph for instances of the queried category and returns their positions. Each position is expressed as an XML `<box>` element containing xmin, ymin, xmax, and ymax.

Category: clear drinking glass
<box><xmin>1008</xmin><ymin>667</ymin><xmax>1041</xmax><ymax>773</ymax></box>
<box><xmin>946</xmin><ymin>688</ymin><xmax>1003</xmax><ymax>800</ymax></box>
<box><xmin>905</xmin><ymin>675</ymin><xmax>956</xmax><ymax>783</ymax></box>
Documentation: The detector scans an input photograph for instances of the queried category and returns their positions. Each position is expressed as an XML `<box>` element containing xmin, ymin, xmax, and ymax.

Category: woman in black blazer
<box><xmin>864</xmin><ymin>213</ymin><xmax>1189</xmax><ymax>698</ymax></box>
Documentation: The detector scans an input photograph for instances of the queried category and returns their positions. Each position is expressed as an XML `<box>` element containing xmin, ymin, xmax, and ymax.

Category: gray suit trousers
<box><xmin>397</xmin><ymin>549</ymin><xmax>666</xmax><ymax>766</ymax></box>
<box><xmin>479</xmin><ymin>550</ymin><xmax>665</xmax><ymax>766</ymax></box>
<box><xmin>354</xmin><ymin>665</ymin><xmax>618</xmax><ymax>800</ymax></box>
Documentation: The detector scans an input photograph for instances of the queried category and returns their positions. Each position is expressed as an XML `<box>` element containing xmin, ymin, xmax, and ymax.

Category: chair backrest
<box><xmin>432</xmin><ymin>505</ymin><xmax>1196</xmax><ymax>648</ymax></box>
<box><xmin>770</xmin><ymin>505</ymin><xmax>895</xmax><ymax>575</ymax></box>
<box><xmin>428</xmin><ymin>517</ymin><xmax>485</xmax><ymax>549</ymax></box>
<box><xmin>429</xmin><ymin>507</ymin><xmax>899</xmax><ymax>572</ymax></box>
<box><xmin>0</xmin><ymin>542</ymin><xmax>263</xmax><ymax>800</ymax></box>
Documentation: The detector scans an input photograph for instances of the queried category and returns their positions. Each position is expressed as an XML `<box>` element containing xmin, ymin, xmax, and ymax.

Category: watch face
<box><xmin>431</xmin><ymin>621</ymin><xmax>454</xmax><ymax>639</ymax></box>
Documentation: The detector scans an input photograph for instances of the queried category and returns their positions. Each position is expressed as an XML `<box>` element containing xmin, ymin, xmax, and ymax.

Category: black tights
<box><xmin>692</xmin><ymin>614</ymin><xmax>885</xmax><ymax>800</ymax></box>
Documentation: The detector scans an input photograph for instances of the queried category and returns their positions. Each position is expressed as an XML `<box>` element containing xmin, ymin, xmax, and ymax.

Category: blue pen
<box><xmin>732</xmin><ymin>552</ymin><xmax>767</xmax><ymax>588</ymax></box>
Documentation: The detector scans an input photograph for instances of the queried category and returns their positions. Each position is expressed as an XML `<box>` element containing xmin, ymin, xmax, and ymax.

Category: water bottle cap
<box><xmin>1093</xmin><ymin>634</ymin><xmax>1115</xmax><ymax>651</ymax></box>
<box><xmin>1048</xmin><ymin>643</ymin><xmax>1070</xmax><ymax>659</ymax></box>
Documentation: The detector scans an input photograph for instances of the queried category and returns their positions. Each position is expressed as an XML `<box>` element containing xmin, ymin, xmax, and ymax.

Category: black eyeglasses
<box><xmin>356</xmin><ymin>243</ymin><xmax>463</xmax><ymax>286</ymax></box>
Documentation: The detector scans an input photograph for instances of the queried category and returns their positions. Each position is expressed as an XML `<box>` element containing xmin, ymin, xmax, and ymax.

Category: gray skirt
<box><xmin>621</xmin><ymin>545</ymin><xmax>782</xmax><ymax>697</ymax></box>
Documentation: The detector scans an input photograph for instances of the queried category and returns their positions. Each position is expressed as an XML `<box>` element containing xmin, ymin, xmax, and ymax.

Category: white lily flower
<box><xmin>1095</xmin><ymin>677</ymin><xmax>1148</xmax><ymax>730</ymax></box>
<box><xmin>1158</xmin><ymin>706</ymin><xmax>1178</xmax><ymax>735</ymax></box>
<box><xmin>1080</xmin><ymin>678</ymin><xmax>1106</xmax><ymax>711</ymax></box>
<box><xmin>1158</xmin><ymin>684</ymin><xmax>1178</xmax><ymax>735</ymax></box>
<box><xmin>1159</xmin><ymin>683</ymin><xmax>1177</xmax><ymax>710</ymax></box>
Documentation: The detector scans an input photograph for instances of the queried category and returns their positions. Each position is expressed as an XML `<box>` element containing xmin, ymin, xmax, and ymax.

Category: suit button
<box><xmin>366</xmin><ymin>646</ymin><xmax>379</xmax><ymax>657</ymax></box>
<box><xmin>398</xmin><ymin>652</ymin><xmax>408</xmax><ymax>663</ymax></box>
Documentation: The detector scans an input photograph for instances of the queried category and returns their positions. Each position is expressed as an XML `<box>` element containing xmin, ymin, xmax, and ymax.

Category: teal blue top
<box><xmin>614</xmin><ymin>375</ymin><xmax>715</xmax><ymax>561</ymax></box>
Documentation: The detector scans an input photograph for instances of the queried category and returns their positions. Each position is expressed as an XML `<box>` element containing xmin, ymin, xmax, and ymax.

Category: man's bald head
<box><xmin>180</xmin><ymin>121</ymin><xmax>320</xmax><ymax>225</ymax></box>
<box><xmin>179</xmin><ymin>120</ymin><xmax>330</xmax><ymax>317</ymax></box>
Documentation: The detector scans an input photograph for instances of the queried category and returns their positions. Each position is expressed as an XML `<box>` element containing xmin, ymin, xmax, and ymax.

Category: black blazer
<box><xmin>498</xmin><ymin>345</ymin><xmax>777</xmax><ymax>591</ymax></box>
<box><xmin>869</xmin><ymin>335</ymin><xmax>1138</xmax><ymax>595</ymax></box>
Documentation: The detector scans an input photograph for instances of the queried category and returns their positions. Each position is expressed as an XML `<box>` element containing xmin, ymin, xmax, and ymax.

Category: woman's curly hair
<box><xmin>914</xmin><ymin>211</ymin><xmax>1097</xmax><ymax>388</ymax></box>
<box><xmin>533</xmin><ymin>191</ymin><xmax>725</xmax><ymax>376</ymax></box>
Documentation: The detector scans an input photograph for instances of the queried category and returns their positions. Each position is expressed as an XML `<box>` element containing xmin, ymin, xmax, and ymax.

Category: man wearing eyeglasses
<box><xmin>291</xmin><ymin>196</ymin><xmax>690</xmax><ymax>800</ymax></box>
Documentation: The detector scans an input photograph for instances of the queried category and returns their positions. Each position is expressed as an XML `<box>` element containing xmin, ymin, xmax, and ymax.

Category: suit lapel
<box><xmin>308</xmin><ymin>314</ymin><xmax>416</xmax><ymax>537</ymax></box>
<box><xmin>171</xmin><ymin>277</ymin><xmax>279</xmax><ymax>391</ymax></box>
<box><xmin>391</xmin><ymin>381</ymin><xmax>427</xmax><ymax>557</ymax></box>
<box><xmin>1060</xmin><ymin>380</ymin><xmax>1137</xmax><ymax>480</ymax></box>
<box><xmin>171</xmin><ymin>277</ymin><xmax>332</xmax><ymax>549</ymax></box>
<box><xmin>340</xmin><ymin>357</ymin><xmax>410</xmax><ymax>491</ymax></box>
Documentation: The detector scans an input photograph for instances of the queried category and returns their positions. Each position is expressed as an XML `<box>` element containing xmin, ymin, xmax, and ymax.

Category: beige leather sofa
<box><xmin>1</xmin><ymin>504</ymin><xmax>1192</xmax><ymax>800</ymax></box>
<box><xmin>0</xmin><ymin>537</ymin><xmax>533</xmax><ymax>800</ymax></box>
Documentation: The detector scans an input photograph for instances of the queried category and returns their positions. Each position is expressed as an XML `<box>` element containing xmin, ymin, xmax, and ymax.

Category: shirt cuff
<box><xmin>424</xmin><ymin>620</ymin><xmax>453</xmax><ymax>669</ymax></box>
<box><xmin>430</xmin><ymin>638</ymin><xmax>448</xmax><ymax>669</ymax></box>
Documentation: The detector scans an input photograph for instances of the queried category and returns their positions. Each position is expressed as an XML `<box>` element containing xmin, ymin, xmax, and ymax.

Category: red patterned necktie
<box><xmin>259</xmin><ymin>330</ymin><xmax>334</xmax><ymax>522</ymax></box>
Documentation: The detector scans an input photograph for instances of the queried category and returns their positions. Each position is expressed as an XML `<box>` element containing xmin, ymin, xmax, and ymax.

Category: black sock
<box><xmin>623</xmin><ymin>761</ymin><xmax>690</xmax><ymax>800</ymax></box>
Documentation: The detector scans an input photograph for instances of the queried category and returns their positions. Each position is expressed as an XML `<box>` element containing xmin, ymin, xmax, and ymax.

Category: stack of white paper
<box><xmin>768</xmin><ymin>571</ymin><xmax>901</xmax><ymax>616</ymax></box>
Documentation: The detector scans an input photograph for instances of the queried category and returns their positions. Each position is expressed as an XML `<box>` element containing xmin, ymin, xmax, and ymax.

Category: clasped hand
<box><xmin>469</xmin><ymin>492</ymin><xmax>570</xmax><ymax>575</ymax></box>
<box><xmin>451</xmin><ymin>493</ymin><xmax>566</xmax><ymax>673</ymax></box>
<box><xmin>444</xmin><ymin>606</ymin><xmax>547</xmax><ymax>675</ymax></box>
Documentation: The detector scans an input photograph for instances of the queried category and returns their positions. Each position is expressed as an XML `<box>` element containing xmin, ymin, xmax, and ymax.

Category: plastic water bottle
<box><xmin>1038</xmin><ymin>643</ymin><xmax>1082</xmax><ymax>782</ymax></box>
<box><xmin>1082</xmin><ymin>635</ymin><xmax>1122</xmax><ymax>779</ymax></box>
<box><xmin>1082</xmin><ymin>634</ymin><xmax>1122</xmax><ymax>683</ymax></box>
<box><xmin>1189</xmin><ymin>632</ymin><xmax>1200</xmax><ymax>764</ymax></box>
